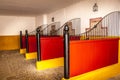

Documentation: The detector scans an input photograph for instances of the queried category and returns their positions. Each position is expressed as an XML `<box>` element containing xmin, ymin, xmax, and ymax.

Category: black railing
<box><xmin>50</xmin><ymin>18</ymin><xmax>81</xmax><ymax>36</ymax></box>
<box><xmin>29</xmin><ymin>24</ymin><xmax>48</xmax><ymax>36</ymax></box>
<box><xmin>23</xmin><ymin>11</ymin><xmax>120</xmax><ymax>56</ymax></box>
<box><xmin>81</xmin><ymin>11</ymin><xmax>120</xmax><ymax>40</ymax></box>
<box><xmin>40</xmin><ymin>22</ymin><xmax>60</xmax><ymax>36</ymax></box>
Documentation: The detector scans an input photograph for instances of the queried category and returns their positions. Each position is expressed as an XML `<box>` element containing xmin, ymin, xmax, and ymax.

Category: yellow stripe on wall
<box><xmin>20</xmin><ymin>48</ymin><xmax>26</xmax><ymax>54</ymax></box>
<box><xmin>25</xmin><ymin>52</ymin><xmax>37</xmax><ymax>60</ymax></box>
<box><xmin>0</xmin><ymin>35</ymin><xmax>20</xmax><ymax>50</ymax></box>
<box><xmin>36</xmin><ymin>57</ymin><xmax>64</xmax><ymax>70</ymax></box>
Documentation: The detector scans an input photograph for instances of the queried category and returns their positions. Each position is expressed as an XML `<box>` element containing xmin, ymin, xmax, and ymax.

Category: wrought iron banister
<box><xmin>48</xmin><ymin>18</ymin><xmax>81</xmax><ymax>36</ymax></box>
<box><xmin>81</xmin><ymin>11</ymin><xmax>120</xmax><ymax>40</ymax></box>
<box><xmin>28</xmin><ymin>24</ymin><xmax>48</xmax><ymax>35</ymax></box>
<box><xmin>40</xmin><ymin>22</ymin><xmax>60</xmax><ymax>36</ymax></box>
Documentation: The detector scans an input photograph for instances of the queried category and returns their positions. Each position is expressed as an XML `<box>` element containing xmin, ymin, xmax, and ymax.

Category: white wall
<box><xmin>0</xmin><ymin>15</ymin><xmax>35</xmax><ymax>35</ymax></box>
<box><xmin>36</xmin><ymin>15</ymin><xmax>43</xmax><ymax>27</ymax></box>
<box><xmin>36</xmin><ymin>14</ymin><xmax>47</xmax><ymax>27</ymax></box>
<box><xmin>47</xmin><ymin>8</ymin><xmax>67</xmax><ymax>25</ymax></box>
<box><xmin>36</xmin><ymin>0</ymin><xmax>120</xmax><ymax>33</ymax></box>
<box><xmin>36</xmin><ymin>14</ymin><xmax>48</xmax><ymax>29</ymax></box>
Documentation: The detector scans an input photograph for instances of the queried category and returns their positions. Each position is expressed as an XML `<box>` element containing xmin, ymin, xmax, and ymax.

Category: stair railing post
<box><xmin>25</xmin><ymin>30</ymin><xmax>29</xmax><ymax>53</ymax></box>
<box><xmin>36</xmin><ymin>29</ymin><xmax>41</xmax><ymax>61</ymax></box>
<box><xmin>64</xmin><ymin>24</ymin><xmax>70</xmax><ymax>79</ymax></box>
<box><xmin>20</xmin><ymin>31</ymin><xmax>22</xmax><ymax>49</ymax></box>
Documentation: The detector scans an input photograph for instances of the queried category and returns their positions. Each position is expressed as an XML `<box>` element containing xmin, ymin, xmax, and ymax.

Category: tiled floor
<box><xmin>0</xmin><ymin>50</ymin><xmax>64</xmax><ymax>80</ymax></box>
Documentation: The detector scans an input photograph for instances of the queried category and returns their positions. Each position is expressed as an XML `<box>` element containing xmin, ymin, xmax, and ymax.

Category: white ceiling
<box><xmin>0</xmin><ymin>0</ymin><xmax>81</xmax><ymax>16</ymax></box>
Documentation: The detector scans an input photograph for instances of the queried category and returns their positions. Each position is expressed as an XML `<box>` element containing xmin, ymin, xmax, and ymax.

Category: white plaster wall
<box><xmin>0</xmin><ymin>15</ymin><xmax>35</xmax><ymax>35</ymax></box>
<box><xmin>36</xmin><ymin>14</ymin><xmax>48</xmax><ymax>29</ymax></box>
<box><xmin>36</xmin><ymin>15</ymin><xmax>43</xmax><ymax>27</ymax></box>
<box><xmin>47</xmin><ymin>8</ymin><xmax>66</xmax><ymax>25</ymax></box>
<box><xmin>66</xmin><ymin>0</ymin><xmax>119</xmax><ymax>33</ymax></box>
<box><xmin>36</xmin><ymin>0</ymin><xmax>120</xmax><ymax>33</ymax></box>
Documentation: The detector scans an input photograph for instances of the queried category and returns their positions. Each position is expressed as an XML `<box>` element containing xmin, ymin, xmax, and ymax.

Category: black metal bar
<box><xmin>25</xmin><ymin>30</ymin><xmax>29</xmax><ymax>53</ymax></box>
<box><xmin>86</xmin><ymin>31</ymin><xmax>87</xmax><ymax>40</ymax></box>
<box><xmin>86</xmin><ymin>32</ymin><xmax>89</xmax><ymax>40</ymax></box>
<box><xmin>64</xmin><ymin>24</ymin><xmax>70</xmax><ymax>79</ymax></box>
<box><xmin>36</xmin><ymin>29</ymin><xmax>41</xmax><ymax>61</ymax></box>
<box><xmin>20</xmin><ymin>31</ymin><xmax>22</xmax><ymax>49</ymax></box>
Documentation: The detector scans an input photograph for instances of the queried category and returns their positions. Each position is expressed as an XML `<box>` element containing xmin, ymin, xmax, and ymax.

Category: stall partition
<box><xmin>63</xmin><ymin>11</ymin><xmax>120</xmax><ymax>80</ymax></box>
<box><xmin>36</xmin><ymin>18</ymin><xmax>81</xmax><ymax>70</ymax></box>
<box><xmin>70</xmin><ymin>38</ymin><xmax>118</xmax><ymax>77</ymax></box>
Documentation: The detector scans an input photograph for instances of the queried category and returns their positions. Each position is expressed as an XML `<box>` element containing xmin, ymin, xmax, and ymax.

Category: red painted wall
<box><xmin>27</xmin><ymin>35</ymin><xmax>80</xmax><ymax>60</ymax></box>
<box><xmin>27</xmin><ymin>36</ymin><xmax>64</xmax><ymax>60</ymax></box>
<box><xmin>27</xmin><ymin>36</ymin><xmax>80</xmax><ymax>52</ymax></box>
<box><xmin>41</xmin><ymin>37</ymin><xmax>64</xmax><ymax>60</ymax></box>
<box><xmin>28</xmin><ymin>36</ymin><xmax>37</xmax><ymax>52</ymax></box>
<box><xmin>70</xmin><ymin>38</ymin><xmax>119</xmax><ymax>77</ymax></box>
<box><xmin>22</xmin><ymin>36</ymin><xmax>26</xmax><ymax>48</ymax></box>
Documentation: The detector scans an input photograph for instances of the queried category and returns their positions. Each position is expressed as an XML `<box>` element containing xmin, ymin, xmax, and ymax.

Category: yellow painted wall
<box><xmin>0</xmin><ymin>35</ymin><xmax>20</xmax><ymax>50</ymax></box>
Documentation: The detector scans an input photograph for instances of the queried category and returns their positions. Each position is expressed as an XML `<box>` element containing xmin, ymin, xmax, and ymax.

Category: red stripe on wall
<box><xmin>70</xmin><ymin>38</ymin><xmax>118</xmax><ymax>77</ymax></box>
<box><xmin>27</xmin><ymin>36</ymin><xmax>64</xmax><ymax>60</ymax></box>
<box><xmin>28</xmin><ymin>36</ymin><xmax>37</xmax><ymax>52</ymax></box>
<box><xmin>41</xmin><ymin>37</ymin><xmax>64</xmax><ymax>60</ymax></box>
<box><xmin>22</xmin><ymin>36</ymin><xmax>26</xmax><ymax>48</ymax></box>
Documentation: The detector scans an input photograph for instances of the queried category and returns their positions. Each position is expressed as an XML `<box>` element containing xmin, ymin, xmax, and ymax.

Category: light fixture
<box><xmin>93</xmin><ymin>3</ymin><xmax>98</xmax><ymax>12</ymax></box>
<box><xmin>52</xmin><ymin>17</ymin><xmax>54</xmax><ymax>22</ymax></box>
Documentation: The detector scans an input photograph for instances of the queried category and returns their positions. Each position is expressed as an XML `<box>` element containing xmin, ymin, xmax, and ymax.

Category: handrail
<box><xmin>47</xmin><ymin>18</ymin><xmax>81</xmax><ymax>36</ymax></box>
<box><xmin>80</xmin><ymin>11</ymin><xmax>120</xmax><ymax>40</ymax></box>
<box><xmin>41</xmin><ymin>22</ymin><xmax>58</xmax><ymax>32</ymax></box>
<box><xmin>28</xmin><ymin>24</ymin><xmax>48</xmax><ymax>35</ymax></box>
<box><xmin>83</xmin><ymin>11</ymin><xmax>120</xmax><ymax>34</ymax></box>
<box><xmin>40</xmin><ymin>22</ymin><xmax>61</xmax><ymax>36</ymax></box>
<box><xmin>56</xmin><ymin>18</ymin><xmax>81</xmax><ymax>32</ymax></box>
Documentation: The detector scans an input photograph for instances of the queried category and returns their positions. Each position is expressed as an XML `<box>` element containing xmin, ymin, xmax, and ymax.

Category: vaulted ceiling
<box><xmin>0</xmin><ymin>0</ymin><xmax>81</xmax><ymax>16</ymax></box>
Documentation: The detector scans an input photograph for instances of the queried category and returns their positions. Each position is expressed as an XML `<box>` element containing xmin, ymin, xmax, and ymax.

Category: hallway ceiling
<box><xmin>0</xmin><ymin>0</ymin><xmax>81</xmax><ymax>16</ymax></box>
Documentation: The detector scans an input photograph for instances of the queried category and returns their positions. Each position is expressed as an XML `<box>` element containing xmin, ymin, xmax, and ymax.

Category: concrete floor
<box><xmin>0</xmin><ymin>50</ymin><xmax>64</xmax><ymax>80</ymax></box>
<box><xmin>1</xmin><ymin>50</ymin><xmax>120</xmax><ymax>80</ymax></box>
<box><xmin>108</xmin><ymin>75</ymin><xmax>120</xmax><ymax>80</ymax></box>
